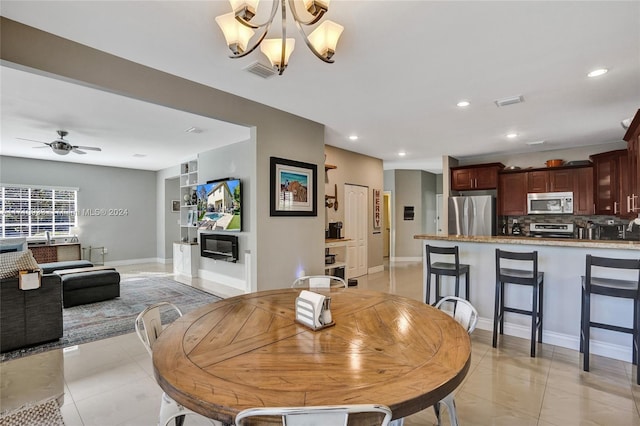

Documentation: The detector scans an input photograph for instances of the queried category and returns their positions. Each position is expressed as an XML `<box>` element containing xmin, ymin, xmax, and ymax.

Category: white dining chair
<box><xmin>291</xmin><ymin>275</ymin><xmax>347</xmax><ymax>289</ymax></box>
<box><xmin>235</xmin><ymin>404</ymin><xmax>393</xmax><ymax>426</ymax></box>
<box><xmin>135</xmin><ymin>302</ymin><xmax>221</xmax><ymax>426</ymax></box>
<box><xmin>433</xmin><ymin>296</ymin><xmax>478</xmax><ymax>426</ymax></box>
<box><xmin>389</xmin><ymin>296</ymin><xmax>477</xmax><ymax>426</ymax></box>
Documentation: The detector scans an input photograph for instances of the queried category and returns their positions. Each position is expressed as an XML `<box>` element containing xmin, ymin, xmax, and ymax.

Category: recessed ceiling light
<box><xmin>526</xmin><ymin>140</ymin><xmax>545</xmax><ymax>146</ymax></box>
<box><xmin>587</xmin><ymin>68</ymin><xmax>608</xmax><ymax>78</ymax></box>
<box><xmin>457</xmin><ymin>100</ymin><xmax>470</xmax><ymax>108</ymax></box>
<box><xmin>133</xmin><ymin>153</ymin><xmax>147</xmax><ymax>158</ymax></box>
<box><xmin>506</xmin><ymin>133</ymin><xmax>518</xmax><ymax>139</ymax></box>
<box><xmin>349</xmin><ymin>135</ymin><xmax>359</xmax><ymax>141</ymax></box>
<box><xmin>398</xmin><ymin>151</ymin><xmax>406</xmax><ymax>157</ymax></box>
<box><xmin>185</xmin><ymin>126</ymin><xmax>203</xmax><ymax>133</ymax></box>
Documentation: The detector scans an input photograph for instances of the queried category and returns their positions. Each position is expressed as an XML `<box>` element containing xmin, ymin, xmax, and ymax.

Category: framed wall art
<box><xmin>270</xmin><ymin>157</ymin><xmax>317</xmax><ymax>216</ymax></box>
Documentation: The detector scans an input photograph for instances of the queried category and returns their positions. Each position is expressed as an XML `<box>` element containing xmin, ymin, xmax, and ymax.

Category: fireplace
<box><xmin>200</xmin><ymin>233</ymin><xmax>238</xmax><ymax>263</ymax></box>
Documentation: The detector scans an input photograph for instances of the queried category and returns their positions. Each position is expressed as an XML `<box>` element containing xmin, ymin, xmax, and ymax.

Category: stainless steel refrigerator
<box><xmin>448</xmin><ymin>195</ymin><xmax>496</xmax><ymax>236</ymax></box>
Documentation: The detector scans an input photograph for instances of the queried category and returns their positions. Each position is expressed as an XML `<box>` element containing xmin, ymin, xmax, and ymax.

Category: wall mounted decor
<box><xmin>270</xmin><ymin>157</ymin><xmax>317</xmax><ymax>216</ymax></box>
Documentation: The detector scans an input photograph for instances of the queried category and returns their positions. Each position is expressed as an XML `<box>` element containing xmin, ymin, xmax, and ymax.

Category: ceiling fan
<box><xmin>18</xmin><ymin>130</ymin><xmax>102</xmax><ymax>155</ymax></box>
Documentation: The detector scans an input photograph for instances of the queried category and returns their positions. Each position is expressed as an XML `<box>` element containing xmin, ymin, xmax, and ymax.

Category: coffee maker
<box><xmin>327</xmin><ymin>222</ymin><xmax>343</xmax><ymax>239</ymax></box>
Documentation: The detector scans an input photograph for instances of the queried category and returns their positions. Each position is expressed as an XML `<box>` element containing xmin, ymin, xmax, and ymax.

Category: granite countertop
<box><xmin>413</xmin><ymin>234</ymin><xmax>640</xmax><ymax>250</ymax></box>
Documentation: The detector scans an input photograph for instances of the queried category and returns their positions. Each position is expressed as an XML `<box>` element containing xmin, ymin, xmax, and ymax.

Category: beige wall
<box><xmin>324</xmin><ymin>145</ymin><xmax>384</xmax><ymax>272</ymax></box>
<box><xmin>1</xmin><ymin>17</ymin><xmax>325</xmax><ymax>292</ymax></box>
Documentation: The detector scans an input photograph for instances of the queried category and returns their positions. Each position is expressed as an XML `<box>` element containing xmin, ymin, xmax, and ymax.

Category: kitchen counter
<box><xmin>414</xmin><ymin>234</ymin><xmax>640</xmax><ymax>250</ymax></box>
<box><xmin>414</xmin><ymin>234</ymin><xmax>640</xmax><ymax>363</ymax></box>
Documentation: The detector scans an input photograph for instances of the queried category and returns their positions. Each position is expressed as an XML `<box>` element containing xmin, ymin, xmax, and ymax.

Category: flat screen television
<box><xmin>195</xmin><ymin>178</ymin><xmax>241</xmax><ymax>231</ymax></box>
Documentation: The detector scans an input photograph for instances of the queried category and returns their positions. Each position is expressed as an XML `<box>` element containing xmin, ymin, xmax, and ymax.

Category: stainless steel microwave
<box><xmin>527</xmin><ymin>192</ymin><xmax>574</xmax><ymax>214</ymax></box>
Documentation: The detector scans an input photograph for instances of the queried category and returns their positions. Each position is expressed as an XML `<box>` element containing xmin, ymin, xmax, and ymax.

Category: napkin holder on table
<box><xmin>295</xmin><ymin>290</ymin><xmax>335</xmax><ymax>331</ymax></box>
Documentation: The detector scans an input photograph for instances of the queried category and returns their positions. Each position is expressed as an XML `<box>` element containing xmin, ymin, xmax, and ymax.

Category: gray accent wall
<box><xmin>0</xmin><ymin>155</ymin><xmax>157</xmax><ymax>263</ymax></box>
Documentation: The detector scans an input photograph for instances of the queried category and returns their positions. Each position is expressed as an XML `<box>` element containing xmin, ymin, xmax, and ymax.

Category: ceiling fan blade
<box><xmin>33</xmin><ymin>145</ymin><xmax>50</xmax><ymax>149</ymax></box>
<box><xmin>72</xmin><ymin>149</ymin><xmax>87</xmax><ymax>155</ymax></box>
<box><xmin>74</xmin><ymin>146</ymin><xmax>101</xmax><ymax>151</ymax></box>
<box><xmin>17</xmin><ymin>137</ymin><xmax>48</xmax><ymax>144</ymax></box>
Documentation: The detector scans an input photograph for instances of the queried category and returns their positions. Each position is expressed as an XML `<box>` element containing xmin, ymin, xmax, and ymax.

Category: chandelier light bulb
<box><xmin>308</xmin><ymin>20</ymin><xmax>344</xmax><ymax>59</ymax></box>
<box><xmin>229</xmin><ymin>0</ymin><xmax>260</xmax><ymax>20</ymax></box>
<box><xmin>304</xmin><ymin>0</ymin><xmax>330</xmax><ymax>15</ymax></box>
<box><xmin>260</xmin><ymin>38</ymin><xmax>296</xmax><ymax>71</ymax></box>
<box><xmin>215</xmin><ymin>12</ymin><xmax>255</xmax><ymax>54</ymax></box>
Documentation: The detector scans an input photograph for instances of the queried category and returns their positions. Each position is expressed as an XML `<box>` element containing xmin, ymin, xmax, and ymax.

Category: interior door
<box><xmin>344</xmin><ymin>184</ymin><xmax>368</xmax><ymax>278</ymax></box>
<box><xmin>436</xmin><ymin>194</ymin><xmax>444</xmax><ymax>235</ymax></box>
<box><xmin>383</xmin><ymin>192</ymin><xmax>391</xmax><ymax>257</ymax></box>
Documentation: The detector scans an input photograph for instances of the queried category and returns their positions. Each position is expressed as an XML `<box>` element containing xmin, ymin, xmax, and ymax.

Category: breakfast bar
<box><xmin>414</xmin><ymin>234</ymin><xmax>640</xmax><ymax>362</ymax></box>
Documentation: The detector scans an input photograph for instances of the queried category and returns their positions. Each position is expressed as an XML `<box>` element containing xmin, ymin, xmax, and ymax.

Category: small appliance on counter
<box><xmin>599</xmin><ymin>224</ymin><xmax>626</xmax><ymax>240</ymax></box>
<box><xmin>511</xmin><ymin>219</ymin><xmax>522</xmax><ymax>236</ymax></box>
<box><xmin>327</xmin><ymin>221</ymin><xmax>343</xmax><ymax>239</ymax></box>
<box><xmin>529</xmin><ymin>223</ymin><xmax>574</xmax><ymax>239</ymax></box>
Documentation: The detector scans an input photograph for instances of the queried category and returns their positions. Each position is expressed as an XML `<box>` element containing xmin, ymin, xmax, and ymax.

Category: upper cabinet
<box><xmin>624</xmin><ymin>109</ymin><xmax>640</xmax><ymax>216</ymax></box>
<box><xmin>590</xmin><ymin>149</ymin><xmax>628</xmax><ymax>216</ymax></box>
<box><xmin>498</xmin><ymin>171</ymin><xmax>528</xmax><ymax>216</ymax></box>
<box><xmin>451</xmin><ymin>163</ymin><xmax>505</xmax><ymax>191</ymax></box>
<box><xmin>573</xmin><ymin>166</ymin><xmax>594</xmax><ymax>215</ymax></box>
<box><xmin>527</xmin><ymin>169</ymin><xmax>573</xmax><ymax>193</ymax></box>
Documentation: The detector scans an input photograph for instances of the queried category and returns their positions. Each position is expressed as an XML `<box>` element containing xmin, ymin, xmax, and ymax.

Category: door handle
<box><xmin>614</xmin><ymin>201</ymin><xmax>619</xmax><ymax>215</ymax></box>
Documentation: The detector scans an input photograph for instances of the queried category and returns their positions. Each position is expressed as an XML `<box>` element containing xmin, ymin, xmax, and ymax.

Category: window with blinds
<box><xmin>0</xmin><ymin>185</ymin><xmax>78</xmax><ymax>238</ymax></box>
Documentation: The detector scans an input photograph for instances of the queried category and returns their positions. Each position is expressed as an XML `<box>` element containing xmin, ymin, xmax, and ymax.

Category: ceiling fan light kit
<box><xmin>215</xmin><ymin>0</ymin><xmax>344</xmax><ymax>75</ymax></box>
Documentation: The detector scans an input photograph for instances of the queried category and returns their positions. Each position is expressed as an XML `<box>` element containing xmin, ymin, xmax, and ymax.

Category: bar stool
<box><xmin>493</xmin><ymin>249</ymin><xmax>544</xmax><ymax>357</ymax></box>
<box><xmin>425</xmin><ymin>245</ymin><xmax>470</xmax><ymax>305</ymax></box>
<box><xmin>580</xmin><ymin>255</ymin><xmax>640</xmax><ymax>385</ymax></box>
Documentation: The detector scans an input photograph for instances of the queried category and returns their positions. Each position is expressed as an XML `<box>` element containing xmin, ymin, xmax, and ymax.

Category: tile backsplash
<box><xmin>499</xmin><ymin>214</ymin><xmax>640</xmax><ymax>240</ymax></box>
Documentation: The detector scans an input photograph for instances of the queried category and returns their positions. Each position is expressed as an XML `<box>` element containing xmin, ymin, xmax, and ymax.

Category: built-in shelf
<box><xmin>325</xmin><ymin>164</ymin><xmax>337</xmax><ymax>171</ymax></box>
<box><xmin>179</xmin><ymin>158</ymin><xmax>199</xmax><ymax>244</ymax></box>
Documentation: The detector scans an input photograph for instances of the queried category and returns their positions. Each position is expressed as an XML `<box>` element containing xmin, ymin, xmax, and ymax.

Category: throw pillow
<box><xmin>0</xmin><ymin>250</ymin><xmax>40</xmax><ymax>279</ymax></box>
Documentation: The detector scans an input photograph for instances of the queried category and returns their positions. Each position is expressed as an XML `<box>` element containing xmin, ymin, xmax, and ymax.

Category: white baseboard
<box><xmin>105</xmin><ymin>257</ymin><xmax>160</xmax><ymax>267</ymax></box>
<box><xmin>476</xmin><ymin>317</ymin><xmax>632</xmax><ymax>363</ymax></box>
<box><xmin>390</xmin><ymin>257</ymin><xmax>422</xmax><ymax>262</ymax></box>
<box><xmin>368</xmin><ymin>265</ymin><xmax>384</xmax><ymax>274</ymax></box>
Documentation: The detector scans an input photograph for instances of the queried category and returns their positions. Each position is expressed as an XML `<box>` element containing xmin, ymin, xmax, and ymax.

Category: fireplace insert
<box><xmin>200</xmin><ymin>233</ymin><xmax>238</xmax><ymax>262</ymax></box>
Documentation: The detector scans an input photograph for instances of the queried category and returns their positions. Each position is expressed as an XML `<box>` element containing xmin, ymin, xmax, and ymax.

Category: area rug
<box><xmin>1</xmin><ymin>273</ymin><xmax>221</xmax><ymax>362</ymax></box>
<box><xmin>0</xmin><ymin>397</ymin><xmax>64</xmax><ymax>426</ymax></box>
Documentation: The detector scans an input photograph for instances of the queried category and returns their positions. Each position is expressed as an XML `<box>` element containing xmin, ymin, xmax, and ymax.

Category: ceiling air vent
<box><xmin>244</xmin><ymin>62</ymin><xmax>277</xmax><ymax>79</ymax></box>
<box><xmin>495</xmin><ymin>95</ymin><xmax>524</xmax><ymax>107</ymax></box>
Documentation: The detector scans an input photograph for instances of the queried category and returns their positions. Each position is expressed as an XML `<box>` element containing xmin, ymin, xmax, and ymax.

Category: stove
<box><xmin>529</xmin><ymin>223</ymin><xmax>574</xmax><ymax>239</ymax></box>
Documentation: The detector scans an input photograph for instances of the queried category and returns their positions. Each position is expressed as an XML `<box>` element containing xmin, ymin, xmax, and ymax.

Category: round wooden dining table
<box><xmin>152</xmin><ymin>288</ymin><xmax>471</xmax><ymax>425</ymax></box>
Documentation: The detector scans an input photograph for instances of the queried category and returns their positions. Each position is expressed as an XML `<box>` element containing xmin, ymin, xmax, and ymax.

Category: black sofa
<box><xmin>0</xmin><ymin>273</ymin><xmax>63</xmax><ymax>353</ymax></box>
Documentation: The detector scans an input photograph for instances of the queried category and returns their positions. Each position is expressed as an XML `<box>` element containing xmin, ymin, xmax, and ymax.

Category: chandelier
<box><xmin>215</xmin><ymin>0</ymin><xmax>344</xmax><ymax>75</ymax></box>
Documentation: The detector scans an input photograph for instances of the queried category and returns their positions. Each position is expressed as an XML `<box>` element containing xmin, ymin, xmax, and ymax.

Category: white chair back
<box><xmin>434</xmin><ymin>296</ymin><xmax>478</xmax><ymax>334</ymax></box>
<box><xmin>235</xmin><ymin>404</ymin><xmax>392</xmax><ymax>426</ymax></box>
<box><xmin>134</xmin><ymin>302</ymin><xmax>183</xmax><ymax>355</ymax></box>
<box><xmin>291</xmin><ymin>275</ymin><xmax>347</xmax><ymax>289</ymax></box>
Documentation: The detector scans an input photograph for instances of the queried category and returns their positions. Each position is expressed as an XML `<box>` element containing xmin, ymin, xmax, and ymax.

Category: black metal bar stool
<box><xmin>425</xmin><ymin>245</ymin><xmax>470</xmax><ymax>305</ymax></box>
<box><xmin>580</xmin><ymin>255</ymin><xmax>640</xmax><ymax>385</ymax></box>
<box><xmin>493</xmin><ymin>249</ymin><xmax>544</xmax><ymax>357</ymax></box>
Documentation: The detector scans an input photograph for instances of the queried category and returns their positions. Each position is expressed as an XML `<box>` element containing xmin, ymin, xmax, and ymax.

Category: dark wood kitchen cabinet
<box><xmin>624</xmin><ymin>109</ymin><xmax>640</xmax><ymax>217</ymax></box>
<box><xmin>451</xmin><ymin>163</ymin><xmax>504</xmax><ymax>191</ymax></box>
<box><xmin>590</xmin><ymin>149</ymin><xmax>627</xmax><ymax>216</ymax></box>
<box><xmin>527</xmin><ymin>169</ymin><xmax>573</xmax><ymax>193</ymax></box>
<box><xmin>498</xmin><ymin>171</ymin><xmax>528</xmax><ymax>215</ymax></box>
<box><xmin>573</xmin><ymin>166</ymin><xmax>594</xmax><ymax>215</ymax></box>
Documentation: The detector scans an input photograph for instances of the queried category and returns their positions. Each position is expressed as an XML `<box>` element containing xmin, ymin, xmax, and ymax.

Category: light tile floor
<box><xmin>2</xmin><ymin>260</ymin><xmax>640</xmax><ymax>425</ymax></box>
